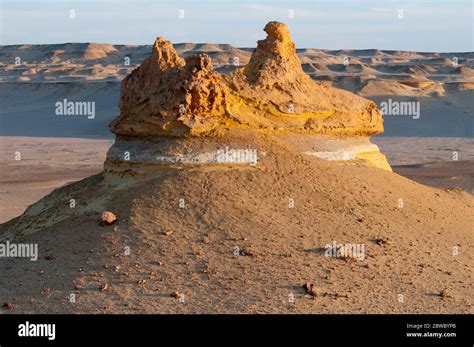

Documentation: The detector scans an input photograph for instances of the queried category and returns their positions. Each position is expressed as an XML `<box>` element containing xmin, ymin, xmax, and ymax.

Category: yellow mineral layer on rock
<box><xmin>109</xmin><ymin>21</ymin><xmax>391</xmax><ymax>171</ymax></box>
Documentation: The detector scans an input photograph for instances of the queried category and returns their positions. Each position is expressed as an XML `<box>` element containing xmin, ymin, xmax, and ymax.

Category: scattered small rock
<box><xmin>100</xmin><ymin>211</ymin><xmax>117</xmax><ymax>226</ymax></box>
<box><xmin>440</xmin><ymin>289</ymin><xmax>453</xmax><ymax>299</ymax></box>
<box><xmin>73</xmin><ymin>278</ymin><xmax>85</xmax><ymax>289</ymax></box>
<box><xmin>162</xmin><ymin>229</ymin><xmax>173</xmax><ymax>236</ymax></box>
<box><xmin>303</xmin><ymin>282</ymin><xmax>319</xmax><ymax>297</ymax></box>
<box><xmin>44</xmin><ymin>255</ymin><xmax>56</xmax><ymax>261</ymax></box>
<box><xmin>100</xmin><ymin>283</ymin><xmax>110</xmax><ymax>292</ymax></box>
<box><xmin>170</xmin><ymin>290</ymin><xmax>180</xmax><ymax>298</ymax></box>
<box><xmin>137</xmin><ymin>279</ymin><xmax>146</xmax><ymax>285</ymax></box>
<box><xmin>374</xmin><ymin>237</ymin><xmax>389</xmax><ymax>246</ymax></box>
<box><xmin>239</xmin><ymin>246</ymin><xmax>255</xmax><ymax>256</ymax></box>
<box><xmin>2</xmin><ymin>302</ymin><xmax>14</xmax><ymax>310</ymax></box>
<box><xmin>303</xmin><ymin>282</ymin><xmax>313</xmax><ymax>291</ymax></box>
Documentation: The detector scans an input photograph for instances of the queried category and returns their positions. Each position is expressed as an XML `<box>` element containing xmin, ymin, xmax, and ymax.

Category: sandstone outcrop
<box><xmin>111</xmin><ymin>22</ymin><xmax>383</xmax><ymax>137</ymax></box>
<box><xmin>223</xmin><ymin>21</ymin><xmax>382</xmax><ymax>136</ymax></box>
<box><xmin>107</xmin><ymin>21</ymin><xmax>390</xmax><ymax>171</ymax></box>
<box><xmin>111</xmin><ymin>38</ymin><xmax>227</xmax><ymax>136</ymax></box>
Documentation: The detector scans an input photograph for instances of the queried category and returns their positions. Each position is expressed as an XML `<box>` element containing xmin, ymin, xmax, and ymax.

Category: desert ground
<box><xmin>0</xmin><ymin>130</ymin><xmax>473</xmax><ymax>314</ymax></box>
<box><xmin>0</xmin><ymin>137</ymin><xmax>112</xmax><ymax>223</ymax></box>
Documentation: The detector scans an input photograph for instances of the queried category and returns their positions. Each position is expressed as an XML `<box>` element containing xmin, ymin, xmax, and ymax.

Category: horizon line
<box><xmin>1</xmin><ymin>41</ymin><xmax>473</xmax><ymax>54</ymax></box>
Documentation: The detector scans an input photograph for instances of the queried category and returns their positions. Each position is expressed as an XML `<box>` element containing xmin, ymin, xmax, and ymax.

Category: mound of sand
<box><xmin>359</xmin><ymin>79</ymin><xmax>421</xmax><ymax>96</ymax></box>
<box><xmin>82</xmin><ymin>43</ymin><xmax>118</xmax><ymax>61</ymax></box>
<box><xmin>0</xmin><ymin>130</ymin><xmax>472</xmax><ymax>313</ymax></box>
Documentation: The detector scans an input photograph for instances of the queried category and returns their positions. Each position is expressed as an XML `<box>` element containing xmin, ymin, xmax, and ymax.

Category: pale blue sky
<box><xmin>1</xmin><ymin>0</ymin><xmax>473</xmax><ymax>52</ymax></box>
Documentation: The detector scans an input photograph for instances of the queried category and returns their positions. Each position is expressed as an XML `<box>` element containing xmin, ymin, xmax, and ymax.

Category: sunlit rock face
<box><xmin>223</xmin><ymin>21</ymin><xmax>384</xmax><ymax>138</ymax></box>
<box><xmin>110</xmin><ymin>38</ymin><xmax>227</xmax><ymax>137</ymax></box>
<box><xmin>107</xmin><ymin>21</ymin><xmax>391</xmax><ymax>172</ymax></box>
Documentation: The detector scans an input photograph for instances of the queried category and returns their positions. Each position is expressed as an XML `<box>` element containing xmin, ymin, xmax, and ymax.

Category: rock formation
<box><xmin>111</xmin><ymin>37</ymin><xmax>228</xmax><ymax>137</ymax></box>
<box><xmin>224</xmin><ymin>21</ymin><xmax>383</xmax><ymax>137</ymax></box>
<box><xmin>107</xmin><ymin>21</ymin><xmax>391</xmax><ymax>171</ymax></box>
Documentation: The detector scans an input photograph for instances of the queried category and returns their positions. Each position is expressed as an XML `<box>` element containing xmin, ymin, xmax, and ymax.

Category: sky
<box><xmin>1</xmin><ymin>0</ymin><xmax>473</xmax><ymax>52</ymax></box>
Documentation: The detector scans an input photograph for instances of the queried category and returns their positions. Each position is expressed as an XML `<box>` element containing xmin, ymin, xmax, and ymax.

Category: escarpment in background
<box><xmin>108</xmin><ymin>21</ymin><xmax>390</xmax><ymax>171</ymax></box>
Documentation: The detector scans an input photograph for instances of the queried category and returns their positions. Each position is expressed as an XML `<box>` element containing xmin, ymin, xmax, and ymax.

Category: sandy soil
<box><xmin>1</xmin><ymin>136</ymin><xmax>472</xmax><ymax>224</ymax></box>
<box><xmin>0</xmin><ymin>137</ymin><xmax>112</xmax><ymax>223</ymax></box>
<box><xmin>0</xmin><ymin>131</ymin><xmax>472</xmax><ymax>314</ymax></box>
